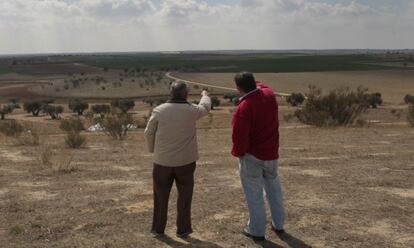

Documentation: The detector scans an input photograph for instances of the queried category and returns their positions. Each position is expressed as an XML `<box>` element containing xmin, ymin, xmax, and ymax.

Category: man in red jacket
<box><xmin>232</xmin><ymin>72</ymin><xmax>285</xmax><ymax>241</ymax></box>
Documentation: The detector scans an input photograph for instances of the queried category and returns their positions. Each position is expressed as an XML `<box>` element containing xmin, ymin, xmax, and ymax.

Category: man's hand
<box><xmin>201</xmin><ymin>90</ymin><xmax>209</xmax><ymax>97</ymax></box>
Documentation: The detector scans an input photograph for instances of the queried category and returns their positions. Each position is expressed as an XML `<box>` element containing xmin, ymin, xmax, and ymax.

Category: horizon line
<box><xmin>1</xmin><ymin>48</ymin><xmax>414</xmax><ymax>57</ymax></box>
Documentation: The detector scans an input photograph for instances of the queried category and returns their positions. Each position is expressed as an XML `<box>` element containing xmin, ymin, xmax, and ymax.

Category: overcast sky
<box><xmin>0</xmin><ymin>0</ymin><xmax>413</xmax><ymax>54</ymax></box>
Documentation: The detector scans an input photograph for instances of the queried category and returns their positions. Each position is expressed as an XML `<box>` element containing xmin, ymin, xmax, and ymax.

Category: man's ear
<box><xmin>237</xmin><ymin>86</ymin><xmax>245</xmax><ymax>95</ymax></box>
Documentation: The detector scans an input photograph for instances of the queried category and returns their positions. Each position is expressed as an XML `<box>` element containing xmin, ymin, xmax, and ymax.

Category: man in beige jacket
<box><xmin>144</xmin><ymin>82</ymin><xmax>211</xmax><ymax>237</ymax></box>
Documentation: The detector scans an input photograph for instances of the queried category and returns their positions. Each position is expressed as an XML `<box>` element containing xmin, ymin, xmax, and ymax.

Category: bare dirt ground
<box><xmin>173</xmin><ymin>71</ymin><xmax>414</xmax><ymax>104</ymax></box>
<box><xmin>1</xmin><ymin>105</ymin><xmax>413</xmax><ymax>248</ymax></box>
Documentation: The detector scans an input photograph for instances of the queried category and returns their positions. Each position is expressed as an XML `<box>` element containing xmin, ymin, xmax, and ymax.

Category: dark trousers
<box><xmin>152</xmin><ymin>162</ymin><xmax>196</xmax><ymax>234</ymax></box>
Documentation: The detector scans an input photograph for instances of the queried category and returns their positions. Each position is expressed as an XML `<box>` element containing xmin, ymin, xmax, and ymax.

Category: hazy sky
<box><xmin>0</xmin><ymin>0</ymin><xmax>413</xmax><ymax>54</ymax></box>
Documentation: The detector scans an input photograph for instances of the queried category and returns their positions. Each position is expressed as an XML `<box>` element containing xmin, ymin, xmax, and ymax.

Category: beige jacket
<box><xmin>144</xmin><ymin>96</ymin><xmax>211</xmax><ymax>167</ymax></box>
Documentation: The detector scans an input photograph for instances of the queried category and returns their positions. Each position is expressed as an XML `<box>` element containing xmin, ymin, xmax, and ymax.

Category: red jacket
<box><xmin>231</xmin><ymin>82</ymin><xmax>279</xmax><ymax>160</ymax></box>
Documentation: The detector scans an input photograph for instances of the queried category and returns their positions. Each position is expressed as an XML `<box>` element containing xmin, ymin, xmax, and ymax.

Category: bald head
<box><xmin>170</xmin><ymin>81</ymin><xmax>188</xmax><ymax>100</ymax></box>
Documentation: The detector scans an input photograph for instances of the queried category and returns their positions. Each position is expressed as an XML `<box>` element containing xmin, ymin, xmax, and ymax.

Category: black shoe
<box><xmin>176</xmin><ymin>230</ymin><xmax>193</xmax><ymax>238</ymax></box>
<box><xmin>150</xmin><ymin>230</ymin><xmax>165</xmax><ymax>237</ymax></box>
<box><xmin>242</xmin><ymin>227</ymin><xmax>265</xmax><ymax>242</ymax></box>
<box><xmin>271</xmin><ymin>225</ymin><xmax>285</xmax><ymax>235</ymax></box>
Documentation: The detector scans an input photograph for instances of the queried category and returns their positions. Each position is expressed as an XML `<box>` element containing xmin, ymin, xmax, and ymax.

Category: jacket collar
<box><xmin>167</xmin><ymin>99</ymin><xmax>190</xmax><ymax>104</ymax></box>
<box><xmin>239</xmin><ymin>88</ymin><xmax>261</xmax><ymax>102</ymax></box>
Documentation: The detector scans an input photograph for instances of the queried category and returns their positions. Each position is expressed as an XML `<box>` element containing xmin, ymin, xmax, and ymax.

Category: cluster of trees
<box><xmin>23</xmin><ymin>100</ymin><xmax>63</xmax><ymax>119</ymax></box>
<box><xmin>0</xmin><ymin>99</ymin><xmax>20</xmax><ymax>120</ymax></box>
<box><xmin>1</xmin><ymin>98</ymin><xmax>135</xmax><ymax>121</ymax></box>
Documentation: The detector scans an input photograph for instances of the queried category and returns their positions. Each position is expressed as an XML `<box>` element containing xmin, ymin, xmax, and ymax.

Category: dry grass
<box><xmin>1</xmin><ymin>107</ymin><xmax>414</xmax><ymax>248</ymax></box>
<box><xmin>38</xmin><ymin>146</ymin><xmax>77</xmax><ymax>173</ymax></box>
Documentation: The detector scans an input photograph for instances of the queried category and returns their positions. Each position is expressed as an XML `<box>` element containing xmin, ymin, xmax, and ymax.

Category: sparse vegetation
<box><xmin>368</xmin><ymin>92</ymin><xmax>383</xmax><ymax>108</ymax></box>
<box><xmin>211</xmin><ymin>96</ymin><xmax>221</xmax><ymax>110</ymax></box>
<box><xmin>39</xmin><ymin>146</ymin><xmax>53</xmax><ymax>166</ymax></box>
<box><xmin>111</xmin><ymin>99</ymin><xmax>135</xmax><ymax>113</ymax></box>
<box><xmin>101</xmin><ymin>111</ymin><xmax>135</xmax><ymax>140</ymax></box>
<box><xmin>408</xmin><ymin>105</ymin><xmax>414</xmax><ymax>127</ymax></box>
<box><xmin>286</xmin><ymin>93</ymin><xmax>305</xmax><ymax>107</ymax></box>
<box><xmin>56</xmin><ymin>152</ymin><xmax>77</xmax><ymax>173</ymax></box>
<box><xmin>223</xmin><ymin>93</ymin><xmax>239</xmax><ymax>103</ymax></box>
<box><xmin>0</xmin><ymin>104</ymin><xmax>14</xmax><ymax>120</ymax></box>
<box><xmin>9</xmin><ymin>225</ymin><xmax>24</xmax><ymax>236</ymax></box>
<box><xmin>19</xmin><ymin>129</ymin><xmax>40</xmax><ymax>146</ymax></box>
<box><xmin>0</xmin><ymin>120</ymin><xmax>24</xmax><ymax>138</ymax></box>
<box><xmin>64</xmin><ymin>132</ymin><xmax>86</xmax><ymax>149</ymax></box>
<box><xmin>42</xmin><ymin>105</ymin><xmax>64</xmax><ymax>120</ymax></box>
<box><xmin>404</xmin><ymin>94</ymin><xmax>414</xmax><ymax>105</ymax></box>
<box><xmin>60</xmin><ymin>118</ymin><xmax>86</xmax><ymax>148</ymax></box>
<box><xmin>23</xmin><ymin>101</ymin><xmax>43</xmax><ymax>116</ymax></box>
<box><xmin>92</xmin><ymin>104</ymin><xmax>111</xmax><ymax>117</ymax></box>
<box><xmin>294</xmin><ymin>86</ymin><xmax>369</xmax><ymax>127</ymax></box>
<box><xmin>68</xmin><ymin>99</ymin><xmax>89</xmax><ymax>116</ymax></box>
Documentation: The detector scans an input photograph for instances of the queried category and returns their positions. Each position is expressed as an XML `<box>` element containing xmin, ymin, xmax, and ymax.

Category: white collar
<box><xmin>239</xmin><ymin>88</ymin><xmax>260</xmax><ymax>101</ymax></box>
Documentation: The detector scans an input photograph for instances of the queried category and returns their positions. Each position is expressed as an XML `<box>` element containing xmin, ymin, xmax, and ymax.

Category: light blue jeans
<box><xmin>239</xmin><ymin>153</ymin><xmax>285</xmax><ymax>237</ymax></box>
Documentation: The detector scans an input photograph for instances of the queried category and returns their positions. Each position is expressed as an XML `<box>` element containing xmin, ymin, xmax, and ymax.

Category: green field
<box><xmin>78</xmin><ymin>54</ymin><xmax>396</xmax><ymax>72</ymax></box>
<box><xmin>1</xmin><ymin>52</ymin><xmax>412</xmax><ymax>76</ymax></box>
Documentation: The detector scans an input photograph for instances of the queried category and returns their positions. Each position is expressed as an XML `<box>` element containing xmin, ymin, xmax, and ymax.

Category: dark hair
<box><xmin>234</xmin><ymin>72</ymin><xmax>256</xmax><ymax>93</ymax></box>
<box><xmin>170</xmin><ymin>81</ymin><xmax>188</xmax><ymax>100</ymax></box>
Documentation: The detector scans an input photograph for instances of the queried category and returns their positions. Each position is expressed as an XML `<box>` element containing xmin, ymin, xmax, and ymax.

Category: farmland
<box><xmin>173</xmin><ymin>70</ymin><xmax>414</xmax><ymax>104</ymax></box>
<box><xmin>1</xmin><ymin>52</ymin><xmax>414</xmax><ymax>248</ymax></box>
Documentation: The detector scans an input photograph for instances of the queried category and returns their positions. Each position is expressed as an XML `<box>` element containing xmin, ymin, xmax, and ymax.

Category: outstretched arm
<box><xmin>194</xmin><ymin>90</ymin><xmax>211</xmax><ymax>119</ymax></box>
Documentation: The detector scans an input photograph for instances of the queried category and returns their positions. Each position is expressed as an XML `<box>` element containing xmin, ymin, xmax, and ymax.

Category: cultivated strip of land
<box><xmin>166</xmin><ymin>72</ymin><xmax>292</xmax><ymax>97</ymax></box>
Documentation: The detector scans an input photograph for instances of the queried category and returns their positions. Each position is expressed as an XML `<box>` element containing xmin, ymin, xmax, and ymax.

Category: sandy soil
<box><xmin>1</xmin><ymin>107</ymin><xmax>413</xmax><ymax>248</ymax></box>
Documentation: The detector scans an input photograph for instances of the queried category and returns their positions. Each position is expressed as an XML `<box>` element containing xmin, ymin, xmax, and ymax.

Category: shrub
<box><xmin>19</xmin><ymin>130</ymin><xmax>40</xmax><ymax>146</ymax></box>
<box><xmin>294</xmin><ymin>86</ymin><xmax>369</xmax><ymax>127</ymax></box>
<box><xmin>60</xmin><ymin>118</ymin><xmax>86</xmax><ymax>149</ymax></box>
<box><xmin>211</xmin><ymin>96</ymin><xmax>221</xmax><ymax>110</ymax></box>
<box><xmin>60</xmin><ymin>118</ymin><xmax>85</xmax><ymax>132</ymax></box>
<box><xmin>9</xmin><ymin>226</ymin><xmax>24</xmax><ymax>235</ymax></box>
<box><xmin>65</xmin><ymin>132</ymin><xmax>86</xmax><ymax>149</ymax></box>
<box><xmin>42</xmin><ymin>105</ymin><xmax>64</xmax><ymax>120</ymax></box>
<box><xmin>368</xmin><ymin>92</ymin><xmax>383</xmax><ymax>108</ymax></box>
<box><xmin>404</xmin><ymin>94</ymin><xmax>414</xmax><ymax>105</ymax></box>
<box><xmin>143</xmin><ymin>98</ymin><xmax>154</xmax><ymax>107</ymax></box>
<box><xmin>56</xmin><ymin>152</ymin><xmax>77</xmax><ymax>173</ymax></box>
<box><xmin>223</xmin><ymin>93</ymin><xmax>239</xmax><ymax>102</ymax></box>
<box><xmin>23</xmin><ymin>101</ymin><xmax>43</xmax><ymax>116</ymax></box>
<box><xmin>0</xmin><ymin>120</ymin><xmax>24</xmax><ymax>138</ymax></box>
<box><xmin>0</xmin><ymin>104</ymin><xmax>14</xmax><ymax>120</ymax></box>
<box><xmin>68</xmin><ymin>99</ymin><xmax>89</xmax><ymax>116</ymax></box>
<box><xmin>92</xmin><ymin>104</ymin><xmax>110</xmax><ymax>117</ymax></box>
<box><xmin>286</xmin><ymin>93</ymin><xmax>305</xmax><ymax>107</ymax></box>
<box><xmin>408</xmin><ymin>105</ymin><xmax>414</xmax><ymax>127</ymax></box>
<box><xmin>71</xmin><ymin>80</ymin><xmax>80</xmax><ymax>88</ymax></box>
<box><xmin>102</xmin><ymin>112</ymin><xmax>134</xmax><ymax>140</ymax></box>
<box><xmin>8</xmin><ymin>98</ymin><xmax>20</xmax><ymax>109</ymax></box>
<box><xmin>39</xmin><ymin>146</ymin><xmax>53</xmax><ymax>166</ymax></box>
<box><xmin>111</xmin><ymin>99</ymin><xmax>135</xmax><ymax>113</ymax></box>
